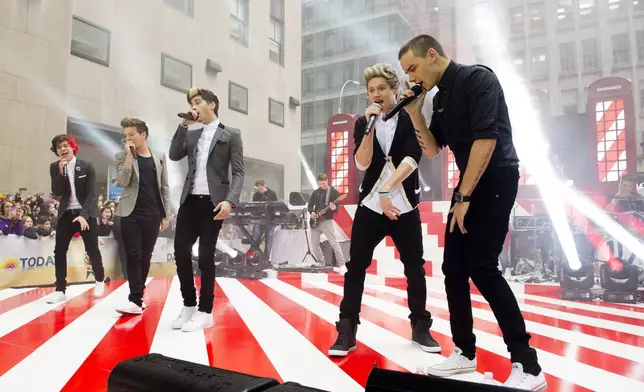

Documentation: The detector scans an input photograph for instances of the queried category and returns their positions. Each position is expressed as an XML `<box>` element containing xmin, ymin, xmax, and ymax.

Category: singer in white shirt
<box><xmin>328</xmin><ymin>63</ymin><xmax>440</xmax><ymax>358</ymax></box>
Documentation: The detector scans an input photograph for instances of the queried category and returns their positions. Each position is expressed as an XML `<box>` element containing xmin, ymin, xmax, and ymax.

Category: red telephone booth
<box><xmin>326</xmin><ymin>113</ymin><xmax>360</xmax><ymax>204</ymax></box>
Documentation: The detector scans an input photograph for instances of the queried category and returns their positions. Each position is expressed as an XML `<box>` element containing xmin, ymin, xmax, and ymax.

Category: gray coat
<box><xmin>114</xmin><ymin>148</ymin><xmax>175</xmax><ymax>218</ymax></box>
<box><xmin>168</xmin><ymin>122</ymin><xmax>244</xmax><ymax>207</ymax></box>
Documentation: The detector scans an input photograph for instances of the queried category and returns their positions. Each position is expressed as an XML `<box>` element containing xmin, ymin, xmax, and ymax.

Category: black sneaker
<box><xmin>328</xmin><ymin>319</ymin><xmax>357</xmax><ymax>356</ymax></box>
<box><xmin>411</xmin><ymin>319</ymin><xmax>441</xmax><ymax>353</ymax></box>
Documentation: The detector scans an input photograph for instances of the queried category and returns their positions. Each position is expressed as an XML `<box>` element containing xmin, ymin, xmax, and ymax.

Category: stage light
<box><xmin>558</xmin><ymin>263</ymin><xmax>595</xmax><ymax>301</ymax></box>
<box><xmin>599</xmin><ymin>262</ymin><xmax>640</xmax><ymax>303</ymax></box>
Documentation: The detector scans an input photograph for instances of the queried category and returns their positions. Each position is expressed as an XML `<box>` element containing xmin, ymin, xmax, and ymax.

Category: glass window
<box><xmin>269</xmin><ymin>98</ymin><xmax>284</xmax><ymax>127</ymax></box>
<box><xmin>161</xmin><ymin>53</ymin><xmax>192</xmax><ymax>93</ymax></box>
<box><xmin>229</xmin><ymin>81</ymin><xmax>248</xmax><ymax>114</ymax></box>
<box><xmin>71</xmin><ymin>16</ymin><xmax>111</xmax><ymax>67</ymax></box>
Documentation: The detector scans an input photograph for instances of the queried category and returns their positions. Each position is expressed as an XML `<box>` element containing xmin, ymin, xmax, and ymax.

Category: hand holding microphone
<box><xmin>178</xmin><ymin>109</ymin><xmax>198</xmax><ymax>126</ymax></box>
<box><xmin>124</xmin><ymin>139</ymin><xmax>136</xmax><ymax>158</ymax></box>
<box><xmin>58</xmin><ymin>158</ymin><xmax>68</xmax><ymax>176</ymax></box>
<box><xmin>364</xmin><ymin>102</ymin><xmax>382</xmax><ymax>135</ymax></box>
<box><xmin>397</xmin><ymin>81</ymin><xmax>426</xmax><ymax>118</ymax></box>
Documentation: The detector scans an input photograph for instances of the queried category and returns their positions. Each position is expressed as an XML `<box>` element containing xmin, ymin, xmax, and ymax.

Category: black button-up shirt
<box><xmin>429</xmin><ymin>60</ymin><xmax>519</xmax><ymax>173</ymax></box>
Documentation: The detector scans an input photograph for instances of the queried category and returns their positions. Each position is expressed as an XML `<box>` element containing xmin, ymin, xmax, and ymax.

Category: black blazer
<box><xmin>353</xmin><ymin>110</ymin><xmax>422</xmax><ymax>208</ymax></box>
<box><xmin>49</xmin><ymin>159</ymin><xmax>100</xmax><ymax>220</ymax></box>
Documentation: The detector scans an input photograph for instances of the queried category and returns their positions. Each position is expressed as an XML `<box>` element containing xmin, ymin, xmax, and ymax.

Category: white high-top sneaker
<box><xmin>425</xmin><ymin>347</ymin><xmax>477</xmax><ymax>377</ymax></box>
<box><xmin>503</xmin><ymin>363</ymin><xmax>547</xmax><ymax>391</ymax></box>
<box><xmin>93</xmin><ymin>281</ymin><xmax>105</xmax><ymax>298</ymax></box>
<box><xmin>45</xmin><ymin>291</ymin><xmax>66</xmax><ymax>304</ymax></box>
<box><xmin>171</xmin><ymin>306</ymin><xmax>196</xmax><ymax>330</ymax></box>
<box><xmin>116</xmin><ymin>301</ymin><xmax>143</xmax><ymax>315</ymax></box>
<box><xmin>181</xmin><ymin>311</ymin><xmax>214</xmax><ymax>332</ymax></box>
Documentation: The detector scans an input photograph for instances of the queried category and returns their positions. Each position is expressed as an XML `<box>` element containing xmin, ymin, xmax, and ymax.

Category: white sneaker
<box><xmin>503</xmin><ymin>363</ymin><xmax>547</xmax><ymax>391</ymax></box>
<box><xmin>181</xmin><ymin>311</ymin><xmax>213</xmax><ymax>332</ymax></box>
<box><xmin>425</xmin><ymin>347</ymin><xmax>476</xmax><ymax>377</ymax></box>
<box><xmin>93</xmin><ymin>281</ymin><xmax>105</xmax><ymax>298</ymax></box>
<box><xmin>116</xmin><ymin>301</ymin><xmax>143</xmax><ymax>315</ymax></box>
<box><xmin>481</xmin><ymin>372</ymin><xmax>502</xmax><ymax>386</ymax></box>
<box><xmin>45</xmin><ymin>291</ymin><xmax>66</xmax><ymax>304</ymax></box>
<box><xmin>142</xmin><ymin>302</ymin><xmax>146</xmax><ymax>310</ymax></box>
<box><xmin>171</xmin><ymin>306</ymin><xmax>196</xmax><ymax>330</ymax></box>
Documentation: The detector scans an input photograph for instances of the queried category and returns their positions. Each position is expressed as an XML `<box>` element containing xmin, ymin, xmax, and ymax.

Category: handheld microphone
<box><xmin>178</xmin><ymin>112</ymin><xmax>194</xmax><ymax>120</ymax></box>
<box><xmin>62</xmin><ymin>164</ymin><xmax>67</xmax><ymax>177</ymax></box>
<box><xmin>365</xmin><ymin>114</ymin><xmax>377</xmax><ymax>135</ymax></box>
<box><xmin>382</xmin><ymin>84</ymin><xmax>423</xmax><ymax>121</ymax></box>
<box><xmin>129</xmin><ymin>146</ymin><xmax>137</xmax><ymax>158</ymax></box>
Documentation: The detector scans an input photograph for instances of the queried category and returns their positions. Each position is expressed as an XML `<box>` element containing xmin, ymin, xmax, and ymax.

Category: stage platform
<box><xmin>0</xmin><ymin>273</ymin><xmax>642</xmax><ymax>392</ymax></box>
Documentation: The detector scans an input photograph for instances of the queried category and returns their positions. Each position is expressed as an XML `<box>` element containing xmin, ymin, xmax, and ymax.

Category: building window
<box><xmin>230</xmin><ymin>0</ymin><xmax>249</xmax><ymax>46</ymax></box>
<box><xmin>229</xmin><ymin>81</ymin><xmax>248</xmax><ymax>114</ymax></box>
<box><xmin>531</xmin><ymin>47</ymin><xmax>548</xmax><ymax>78</ymax></box>
<box><xmin>582</xmin><ymin>38</ymin><xmax>599</xmax><ymax>70</ymax></box>
<box><xmin>269</xmin><ymin>0</ymin><xmax>284</xmax><ymax>65</ymax></box>
<box><xmin>70</xmin><ymin>16</ymin><xmax>111</xmax><ymax>67</ymax></box>
<box><xmin>561</xmin><ymin>89</ymin><xmax>578</xmax><ymax>114</ymax></box>
<box><xmin>164</xmin><ymin>0</ymin><xmax>194</xmax><ymax>17</ymax></box>
<box><xmin>637</xmin><ymin>31</ymin><xmax>644</xmax><ymax>62</ymax></box>
<box><xmin>160</xmin><ymin>53</ymin><xmax>192</xmax><ymax>93</ymax></box>
<box><xmin>559</xmin><ymin>42</ymin><xmax>576</xmax><ymax>72</ymax></box>
<box><xmin>609</xmin><ymin>0</ymin><xmax>627</xmax><ymax>18</ymax></box>
<box><xmin>596</xmin><ymin>100</ymin><xmax>627</xmax><ymax>182</ymax></box>
<box><xmin>528</xmin><ymin>3</ymin><xmax>545</xmax><ymax>33</ymax></box>
<box><xmin>635</xmin><ymin>0</ymin><xmax>644</xmax><ymax>13</ymax></box>
<box><xmin>269</xmin><ymin>98</ymin><xmax>284</xmax><ymax>127</ymax></box>
<box><xmin>579</xmin><ymin>0</ymin><xmax>596</xmax><ymax>23</ymax></box>
<box><xmin>303</xmin><ymin>36</ymin><xmax>313</xmax><ymax>62</ymax></box>
<box><xmin>612</xmin><ymin>33</ymin><xmax>631</xmax><ymax>65</ymax></box>
<box><xmin>302</xmin><ymin>103</ymin><xmax>314</xmax><ymax>129</ymax></box>
<box><xmin>557</xmin><ymin>4</ymin><xmax>573</xmax><ymax>28</ymax></box>
<box><xmin>509</xmin><ymin>6</ymin><xmax>524</xmax><ymax>36</ymax></box>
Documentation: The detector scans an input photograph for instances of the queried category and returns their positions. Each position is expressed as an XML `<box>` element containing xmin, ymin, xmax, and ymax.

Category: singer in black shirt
<box><xmin>114</xmin><ymin>118</ymin><xmax>174</xmax><ymax>315</ymax></box>
<box><xmin>329</xmin><ymin>62</ymin><xmax>439</xmax><ymax>358</ymax></box>
<box><xmin>398</xmin><ymin>35</ymin><xmax>545</xmax><ymax>390</ymax></box>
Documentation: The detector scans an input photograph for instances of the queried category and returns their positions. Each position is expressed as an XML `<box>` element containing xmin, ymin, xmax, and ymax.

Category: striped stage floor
<box><xmin>0</xmin><ymin>275</ymin><xmax>643</xmax><ymax>392</ymax></box>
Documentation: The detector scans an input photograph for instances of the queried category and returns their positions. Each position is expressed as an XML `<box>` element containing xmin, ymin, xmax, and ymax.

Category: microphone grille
<box><xmin>411</xmin><ymin>84</ymin><xmax>423</xmax><ymax>95</ymax></box>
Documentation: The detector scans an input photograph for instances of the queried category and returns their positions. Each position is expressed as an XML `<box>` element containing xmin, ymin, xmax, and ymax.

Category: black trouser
<box><xmin>112</xmin><ymin>216</ymin><xmax>129</xmax><ymax>279</ymax></box>
<box><xmin>443</xmin><ymin>166</ymin><xmax>540</xmax><ymax>374</ymax></box>
<box><xmin>53</xmin><ymin>210</ymin><xmax>105</xmax><ymax>292</ymax></box>
<box><xmin>340</xmin><ymin>206</ymin><xmax>432</xmax><ymax>324</ymax></box>
<box><xmin>174</xmin><ymin>195</ymin><xmax>224</xmax><ymax>313</ymax></box>
<box><xmin>121</xmin><ymin>214</ymin><xmax>161</xmax><ymax>307</ymax></box>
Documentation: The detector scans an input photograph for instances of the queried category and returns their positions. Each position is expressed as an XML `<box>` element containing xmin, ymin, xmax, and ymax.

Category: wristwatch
<box><xmin>454</xmin><ymin>192</ymin><xmax>471</xmax><ymax>203</ymax></box>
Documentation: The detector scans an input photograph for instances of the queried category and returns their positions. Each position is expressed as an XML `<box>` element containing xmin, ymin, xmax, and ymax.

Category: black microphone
<box><xmin>365</xmin><ymin>114</ymin><xmax>377</xmax><ymax>135</ymax></box>
<box><xmin>62</xmin><ymin>163</ymin><xmax>67</xmax><ymax>177</ymax></box>
<box><xmin>129</xmin><ymin>146</ymin><xmax>137</xmax><ymax>158</ymax></box>
<box><xmin>382</xmin><ymin>84</ymin><xmax>423</xmax><ymax>121</ymax></box>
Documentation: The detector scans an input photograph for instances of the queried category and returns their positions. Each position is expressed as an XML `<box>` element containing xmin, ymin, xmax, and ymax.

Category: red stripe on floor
<box><xmin>0</xmin><ymin>287</ymin><xmax>54</xmax><ymax>315</ymax></box>
<box><xmin>61</xmin><ymin>278</ymin><xmax>172</xmax><ymax>392</ymax></box>
<box><xmin>205</xmin><ymin>282</ymin><xmax>281</xmax><ymax>381</ymax></box>
<box><xmin>0</xmin><ymin>281</ymin><xmax>124</xmax><ymax>377</ymax></box>
<box><xmin>243</xmin><ymin>279</ymin><xmax>407</xmax><ymax>387</ymax></box>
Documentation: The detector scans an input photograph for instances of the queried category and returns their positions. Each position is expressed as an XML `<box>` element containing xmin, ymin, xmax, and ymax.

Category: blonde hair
<box><xmin>363</xmin><ymin>62</ymin><xmax>400</xmax><ymax>91</ymax></box>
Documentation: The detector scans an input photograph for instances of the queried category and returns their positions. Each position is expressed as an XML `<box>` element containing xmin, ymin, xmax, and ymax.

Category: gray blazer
<box><xmin>114</xmin><ymin>148</ymin><xmax>175</xmax><ymax>218</ymax></box>
<box><xmin>168</xmin><ymin>122</ymin><xmax>244</xmax><ymax>207</ymax></box>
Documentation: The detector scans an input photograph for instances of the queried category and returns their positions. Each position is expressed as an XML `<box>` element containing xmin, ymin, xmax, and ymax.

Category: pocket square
<box><xmin>78</xmin><ymin>175</ymin><xmax>87</xmax><ymax>179</ymax></box>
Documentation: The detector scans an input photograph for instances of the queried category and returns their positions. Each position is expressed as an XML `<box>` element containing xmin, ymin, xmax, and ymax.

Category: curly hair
<box><xmin>50</xmin><ymin>135</ymin><xmax>79</xmax><ymax>155</ymax></box>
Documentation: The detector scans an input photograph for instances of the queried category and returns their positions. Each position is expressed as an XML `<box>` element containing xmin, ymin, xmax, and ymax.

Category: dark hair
<box><xmin>50</xmin><ymin>135</ymin><xmax>79</xmax><ymax>155</ymax></box>
<box><xmin>316</xmin><ymin>173</ymin><xmax>328</xmax><ymax>181</ymax></box>
<box><xmin>120</xmin><ymin>118</ymin><xmax>149</xmax><ymax>138</ymax></box>
<box><xmin>187</xmin><ymin>87</ymin><xmax>219</xmax><ymax>116</ymax></box>
<box><xmin>255</xmin><ymin>180</ymin><xmax>265</xmax><ymax>187</ymax></box>
<box><xmin>398</xmin><ymin>34</ymin><xmax>446</xmax><ymax>60</ymax></box>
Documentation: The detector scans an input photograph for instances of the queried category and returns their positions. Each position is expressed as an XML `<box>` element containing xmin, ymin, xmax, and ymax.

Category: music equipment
<box><xmin>365</xmin><ymin>367</ymin><xmax>526</xmax><ymax>391</ymax></box>
<box><xmin>107</xmin><ymin>353</ymin><xmax>279</xmax><ymax>392</ymax></box>
<box><xmin>227</xmin><ymin>201</ymin><xmax>299</xmax><ymax>226</ymax></box>
<box><xmin>310</xmin><ymin>194</ymin><xmax>347</xmax><ymax>229</ymax></box>
<box><xmin>177</xmin><ymin>111</ymin><xmax>195</xmax><ymax>120</ymax></box>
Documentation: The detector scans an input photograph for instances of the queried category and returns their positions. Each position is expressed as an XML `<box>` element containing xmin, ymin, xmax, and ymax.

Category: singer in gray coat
<box><xmin>167</xmin><ymin>87</ymin><xmax>244</xmax><ymax>333</ymax></box>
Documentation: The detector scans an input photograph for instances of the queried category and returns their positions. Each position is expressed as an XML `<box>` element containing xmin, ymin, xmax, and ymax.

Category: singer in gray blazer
<box><xmin>167</xmin><ymin>87</ymin><xmax>244</xmax><ymax>332</ymax></box>
<box><xmin>113</xmin><ymin>118</ymin><xmax>175</xmax><ymax>315</ymax></box>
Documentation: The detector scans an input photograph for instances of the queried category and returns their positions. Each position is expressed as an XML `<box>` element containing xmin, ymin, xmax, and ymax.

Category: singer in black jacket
<box><xmin>329</xmin><ymin>63</ymin><xmax>440</xmax><ymax>357</ymax></box>
<box><xmin>45</xmin><ymin>135</ymin><xmax>106</xmax><ymax>304</ymax></box>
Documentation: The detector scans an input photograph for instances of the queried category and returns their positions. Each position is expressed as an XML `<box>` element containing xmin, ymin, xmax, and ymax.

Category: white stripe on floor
<box><xmin>316</xmin><ymin>282</ymin><xmax>644</xmax><ymax>392</ymax></box>
<box><xmin>218</xmin><ymin>278</ymin><xmax>363</xmax><ymax>392</ymax></box>
<box><xmin>0</xmin><ymin>284</ymin><xmax>93</xmax><ymax>339</ymax></box>
<box><xmin>0</xmin><ymin>287</ymin><xmax>36</xmax><ymax>303</ymax></box>
<box><xmin>261</xmin><ymin>278</ymin><xmax>484</xmax><ymax>383</ymax></box>
<box><xmin>149</xmin><ymin>276</ymin><xmax>209</xmax><ymax>365</ymax></box>
<box><xmin>0</xmin><ymin>281</ymin><xmax>134</xmax><ymax>391</ymax></box>
<box><xmin>374</xmin><ymin>284</ymin><xmax>644</xmax><ymax>364</ymax></box>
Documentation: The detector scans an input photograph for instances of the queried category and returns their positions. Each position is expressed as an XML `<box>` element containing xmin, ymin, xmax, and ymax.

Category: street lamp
<box><xmin>338</xmin><ymin>80</ymin><xmax>360</xmax><ymax>113</ymax></box>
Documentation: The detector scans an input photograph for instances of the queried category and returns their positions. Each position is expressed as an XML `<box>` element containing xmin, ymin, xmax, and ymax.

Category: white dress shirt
<box><xmin>355</xmin><ymin>113</ymin><xmax>418</xmax><ymax>215</ymax></box>
<box><xmin>66</xmin><ymin>157</ymin><xmax>82</xmax><ymax>210</ymax></box>
<box><xmin>190</xmin><ymin>119</ymin><xmax>220</xmax><ymax>195</ymax></box>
